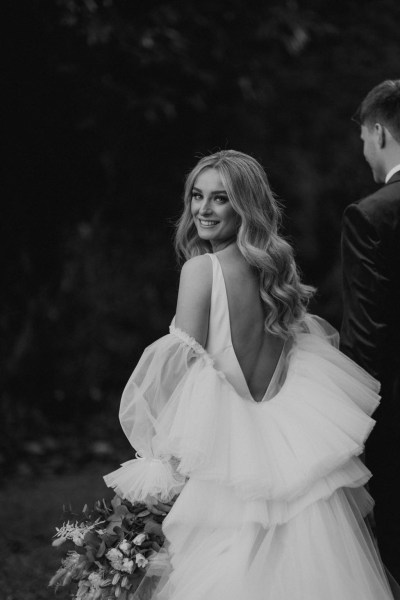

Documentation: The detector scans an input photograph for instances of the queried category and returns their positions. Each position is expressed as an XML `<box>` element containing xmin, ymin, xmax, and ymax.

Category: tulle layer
<box><xmin>164</xmin><ymin>473</ymin><xmax>374</xmax><ymax>529</ymax></box>
<box><xmin>103</xmin><ymin>457</ymin><xmax>186</xmax><ymax>503</ymax></box>
<box><xmin>132</xmin><ymin>488</ymin><xmax>393</xmax><ymax>600</ymax></box>
<box><xmin>157</xmin><ymin>328</ymin><xmax>380</xmax><ymax>502</ymax></box>
<box><xmin>104</xmin><ymin>320</ymin><xmax>380</xmax><ymax>506</ymax></box>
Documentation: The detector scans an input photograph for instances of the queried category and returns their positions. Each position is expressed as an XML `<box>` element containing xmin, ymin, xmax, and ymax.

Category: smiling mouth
<box><xmin>198</xmin><ymin>219</ymin><xmax>219</xmax><ymax>227</ymax></box>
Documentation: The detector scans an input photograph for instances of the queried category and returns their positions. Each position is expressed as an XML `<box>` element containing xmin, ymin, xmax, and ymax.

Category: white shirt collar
<box><xmin>385</xmin><ymin>164</ymin><xmax>400</xmax><ymax>183</ymax></box>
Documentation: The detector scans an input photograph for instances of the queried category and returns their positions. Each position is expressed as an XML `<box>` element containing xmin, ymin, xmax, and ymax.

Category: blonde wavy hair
<box><xmin>175</xmin><ymin>150</ymin><xmax>315</xmax><ymax>337</ymax></box>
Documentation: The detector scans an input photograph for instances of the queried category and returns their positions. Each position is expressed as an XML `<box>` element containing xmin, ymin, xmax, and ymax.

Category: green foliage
<box><xmin>49</xmin><ymin>492</ymin><xmax>166</xmax><ymax>599</ymax></box>
<box><xmin>4</xmin><ymin>0</ymin><xmax>400</xmax><ymax>453</ymax></box>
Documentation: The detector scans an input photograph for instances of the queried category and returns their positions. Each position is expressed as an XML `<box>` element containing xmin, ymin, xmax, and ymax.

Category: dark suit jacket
<box><xmin>340</xmin><ymin>170</ymin><xmax>400</xmax><ymax>582</ymax></box>
<box><xmin>341</xmin><ymin>171</ymin><xmax>400</xmax><ymax>438</ymax></box>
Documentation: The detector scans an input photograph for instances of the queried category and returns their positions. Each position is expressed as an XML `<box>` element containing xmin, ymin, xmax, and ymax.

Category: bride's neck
<box><xmin>210</xmin><ymin>236</ymin><xmax>237</xmax><ymax>253</ymax></box>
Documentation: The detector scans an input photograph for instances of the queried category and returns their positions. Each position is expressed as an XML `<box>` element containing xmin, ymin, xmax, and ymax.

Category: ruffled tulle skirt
<box><xmin>105</xmin><ymin>323</ymin><xmax>398</xmax><ymax>599</ymax></box>
<box><xmin>133</xmin><ymin>480</ymin><xmax>394</xmax><ymax>600</ymax></box>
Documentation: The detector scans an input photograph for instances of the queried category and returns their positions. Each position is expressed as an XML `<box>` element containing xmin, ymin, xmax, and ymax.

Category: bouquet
<box><xmin>49</xmin><ymin>494</ymin><xmax>167</xmax><ymax>600</ymax></box>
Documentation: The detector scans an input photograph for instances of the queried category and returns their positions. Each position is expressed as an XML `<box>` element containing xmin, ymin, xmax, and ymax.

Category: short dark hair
<box><xmin>353</xmin><ymin>79</ymin><xmax>400</xmax><ymax>142</ymax></box>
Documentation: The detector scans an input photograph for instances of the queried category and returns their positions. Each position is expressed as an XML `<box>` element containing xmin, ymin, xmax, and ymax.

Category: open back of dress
<box><xmin>206</xmin><ymin>252</ymin><xmax>288</xmax><ymax>402</ymax></box>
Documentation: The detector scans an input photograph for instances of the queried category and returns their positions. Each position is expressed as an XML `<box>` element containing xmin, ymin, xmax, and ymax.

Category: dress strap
<box><xmin>205</xmin><ymin>254</ymin><xmax>232</xmax><ymax>351</ymax></box>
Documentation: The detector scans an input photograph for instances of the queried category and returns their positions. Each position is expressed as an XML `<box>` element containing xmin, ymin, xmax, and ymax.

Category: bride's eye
<box><xmin>191</xmin><ymin>191</ymin><xmax>202</xmax><ymax>200</ymax></box>
<box><xmin>214</xmin><ymin>195</ymin><xmax>228</xmax><ymax>203</ymax></box>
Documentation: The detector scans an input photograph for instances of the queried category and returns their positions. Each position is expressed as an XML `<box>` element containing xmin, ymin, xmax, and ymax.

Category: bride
<box><xmin>105</xmin><ymin>150</ymin><xmax>397</xmax><ymax>599</ymax></box>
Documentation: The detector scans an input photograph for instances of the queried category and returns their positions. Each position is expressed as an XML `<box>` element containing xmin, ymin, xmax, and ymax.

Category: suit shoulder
<box><xmin>347</xmin><ymin>183</ymin><xmax>400</xmax><ymax>225</ymax></box>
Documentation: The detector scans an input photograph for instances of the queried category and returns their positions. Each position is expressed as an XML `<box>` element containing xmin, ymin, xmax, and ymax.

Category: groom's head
<box><xmin>354</xmin><ymin>79</ymin><xmax>400</xmax><ymax>183</ymax></box>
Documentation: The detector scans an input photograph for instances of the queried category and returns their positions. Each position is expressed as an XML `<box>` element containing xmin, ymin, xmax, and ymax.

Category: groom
<box><xmin>340</xmin><ymin>79</ymin><xmax>400</xmax><ymax>581</ymax></box>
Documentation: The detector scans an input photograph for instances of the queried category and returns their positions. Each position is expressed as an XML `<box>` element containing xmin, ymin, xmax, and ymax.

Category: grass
<box><xmin>0</xmin><ymin>462</ymin><xmax>116</xmax><ymax>600</ymax></box>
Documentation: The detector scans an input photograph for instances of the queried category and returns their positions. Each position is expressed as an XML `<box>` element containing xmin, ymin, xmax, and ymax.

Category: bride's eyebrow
<box><xmin>192</xmin><ymin>186</ymin><xmax>228</xmax><ymax>194</ymax></box>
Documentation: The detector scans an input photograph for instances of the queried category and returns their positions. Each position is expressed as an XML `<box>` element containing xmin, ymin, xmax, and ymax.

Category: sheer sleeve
<box><xmin>301</xmin><ymin>313</ymin><xmax>340</xmax><ymax>348</ymax></box>
<box><xmin>103</xmin><ymin>321</ymin><xmax>216</xmax><ymax>503</ymax></box>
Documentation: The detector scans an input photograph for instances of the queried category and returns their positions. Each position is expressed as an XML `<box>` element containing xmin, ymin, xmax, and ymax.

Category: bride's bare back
<box><xmin>216</xmin><ymin>245</ymin><xmax>285</xmax><ymax>402</ymax></box>
<box><xmin>176</xmin><ymin>244</ymin><xmax>285</xmax><ymax>403</ymax></box>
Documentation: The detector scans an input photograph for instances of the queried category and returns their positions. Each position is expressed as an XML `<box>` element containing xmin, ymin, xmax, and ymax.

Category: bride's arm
<box><xmin>144</xmin><ymin>256</ymin><xmax>212</xmax><ymax>515</ymax></box>
<box><xmin>104</xmin><ymin>254</ymin><xmax>213</xmax><ymax>506</ymax></box>
<box><xmin>175</xmin><ymin>255</ymin><xmax>212</xmax><ymax>347</ymax></box>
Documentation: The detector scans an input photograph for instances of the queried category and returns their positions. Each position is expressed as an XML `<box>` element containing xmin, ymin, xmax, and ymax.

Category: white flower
<box><xmin>52</xmin><ymin>519</ymin><xmax>104</xmax><ymax>547</ymax></box>
<box><xmin>121</xmin><ymin>558</ymin><xmax>135</xmax><ymax>573</ymax></box>
<box><xmin>49</xmin><ymin>568</ymin><xmax>68</xmax><ymax>587</ymax></box>
<box><xmin>119</xmin><ymin>540</ymin><xmax>132</xmax><ymax>554</ymax></box>
<box><xmin>88</xmin><ymin>572</ymin><xmax>102</xmax><ymax>586</ymax></box>
<box><xmin>76</xmin><ymin>572</ymin><xmax>105</xmax><ymax>600</ymax></box>
<box><xmin>76</xmin><ymin>580</ymin><xmax>91</xmax><ymax>599</ymax></box>
<box><xmin>63</xmin><ymin>551</ymin><xmax>81</xmax><ymax>569</ymax></box>
<box><xmin>106</xmin><ymin>548</ymin><xmax>123</xmax><ymax>560</ymax></box>
<box><xmin>52</xmin><ymin>536</ymin><xmax>67</xmax><ymax>547</ymax></box>
<box><xmin>72</xmin><ymin>531</ymin><xmax>85</xmax><ymax>546</ymax></box>
<box><xmin>62</xmin><ymin>571</ymin><xmax>73</xmax><ymax>586</ymax></box>
<box><xmin>106</xmin><ymin>548</ymin><xmax>124</xmax><ymax>570</ymax></box>
<box><xmin>135</xmin><ymin>553</ymin><xmax>149</xmax><ymax>569</ymax></box>
<box><xmin>132</xmin><ymin>533</ymin><xmax>147</xmax><ymax>546</ymax></box>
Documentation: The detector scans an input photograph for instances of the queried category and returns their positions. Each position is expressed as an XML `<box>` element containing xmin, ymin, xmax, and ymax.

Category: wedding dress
<box><xmin>104</xmin><ymin>253</ymin><xmax>395</xmax><ymax>599</ymax></box>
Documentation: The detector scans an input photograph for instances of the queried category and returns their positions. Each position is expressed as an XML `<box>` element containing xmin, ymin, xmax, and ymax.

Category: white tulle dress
<box><xmin>104</xmin><ymin>253</ymin><xmax>396</xmax><ymax>599</ymax></box>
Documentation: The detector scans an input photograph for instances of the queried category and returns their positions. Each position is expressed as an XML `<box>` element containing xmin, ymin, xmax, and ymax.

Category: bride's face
<box><xmin>191</xmin><ymin>168</ymin><xmax>238</xmax><ymax>249</ymax></box>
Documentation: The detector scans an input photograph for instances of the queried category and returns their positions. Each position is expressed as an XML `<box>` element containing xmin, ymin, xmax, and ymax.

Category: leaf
<box><xmin>122</xmin><ymin>515</ymin><xmax>137</xmax><ymax>527</ymax></box>
<box><xmin>100</xmin><ymin>532</ymin><xmax>118</xmax><ymax>546</ymax></box>
<box><xmin>110</xmin><ymin>525</ymin><xmax>125</xmax><ymax>539</ymax></box>
<box><xmin>114</xmin><ymin>505</ymin><xmax>129</xmax><ymax>518</ymax></box>
<box><xmin>151</xmin><ymin>541</ymin><xmax>161</xmax><ymax>552</ymax></box>
<box><xmin>96</xmin><ymin>539</ymin><xmax>107</xmax><ymax>557</ymax></box>
<box><xmin>84</xmin><ymin>531</ymin><xmax>101</xmax><ymax>548</ymax></box>
<box><xmin>130</xmin><ymin>503</ymin><xmax>148</xmax><ymax>514</ymax></box>
<box><xmin>144</xmin><ymin>520</ymin><xmax>163</xmax><ymax>538</ymax></box>
<box><xmin>111</xmin><ymin>494</ymin><xmax>122</xmax><ymax>510</ymax></box>
<box><xmin>136</xmin><ymin>540</ymin><xmax>152</xmax><ymax>550</ymax></box>
<box><xmin>86</xmin><ymin>548</ymin><xmax>96</xmax><ymax>563</ymax></box>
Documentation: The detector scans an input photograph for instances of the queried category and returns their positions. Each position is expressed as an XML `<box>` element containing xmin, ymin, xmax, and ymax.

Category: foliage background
<box><xmin>2</xmin><ymin>0</ymin><xmax>400</xmax><ymax>597</ymax></box>
<box><xmin>2</xmin><ymin>5</ymin><xmax>400</xmax><ymax>594</ymax></box>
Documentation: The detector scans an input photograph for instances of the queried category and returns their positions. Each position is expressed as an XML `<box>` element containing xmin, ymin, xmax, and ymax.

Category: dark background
<box><xmin>3</xmin><ymin>0</ymin><xmax>400</xmax><ymax>479</ymax></box>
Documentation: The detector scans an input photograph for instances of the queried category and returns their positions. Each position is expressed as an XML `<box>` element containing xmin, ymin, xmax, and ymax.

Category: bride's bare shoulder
<box><xmin>175</xmin><ymin>254</ymin><xmax>212</xmax><ymax>346</ymax></box>
<box><xmin>180</xmin><ymin>254</ymin><xmax>212</xmax><ymax>278</ymax></box>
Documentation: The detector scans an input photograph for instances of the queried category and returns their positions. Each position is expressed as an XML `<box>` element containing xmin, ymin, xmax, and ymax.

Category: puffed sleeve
<box><xmin>103</xmin><ymin>321</ymin><xmax>215</xmax><ymax>503</ymax></box>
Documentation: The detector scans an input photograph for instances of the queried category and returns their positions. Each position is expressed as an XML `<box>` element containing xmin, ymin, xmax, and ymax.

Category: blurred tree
<box><xmin>3</xmin><ymin>0</ymin><xmax>400</xmax><ymax>459</ymax></box>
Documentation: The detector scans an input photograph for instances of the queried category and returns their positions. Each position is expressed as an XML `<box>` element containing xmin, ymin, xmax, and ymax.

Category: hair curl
<box><xmin>175</xmin><ymin>150</ymin><xmax>315</xmax><ymax>337</ymax></box>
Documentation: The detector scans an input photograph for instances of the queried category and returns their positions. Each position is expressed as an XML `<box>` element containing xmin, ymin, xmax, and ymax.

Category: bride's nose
<box><xmin>199</xmin><ymin>199</ymin><xmax>212</xmax><ymax>214</ymax></box>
